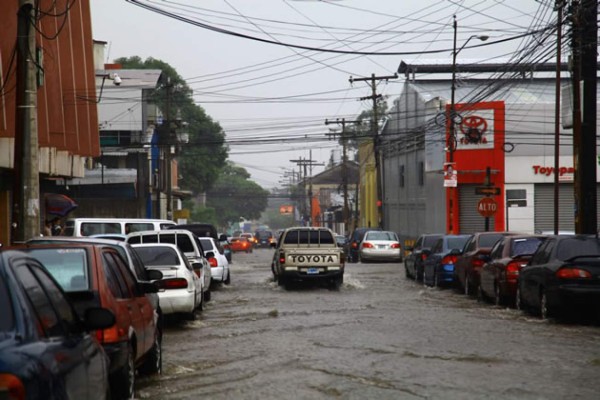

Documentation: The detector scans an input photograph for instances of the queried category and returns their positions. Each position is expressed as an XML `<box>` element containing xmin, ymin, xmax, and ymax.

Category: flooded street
<box><xmin>138</xmin><ymin>249</ymin><xmax>600</xmax><ymax>399</ymax></box>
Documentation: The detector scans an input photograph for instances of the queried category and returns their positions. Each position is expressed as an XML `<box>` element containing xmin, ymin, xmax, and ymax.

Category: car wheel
<box><xmin>204</xmin><ymin>289</ymin><xmax>211</xmax><ymax>302</ymax></box>
<box><xmin>196</xmin><ymin>289</ymin><xmax>203</xmax><ymax>313</ymax></box>
<box><xmin>476</xmin><ymin>283</ymin><xmax>485</xmax><ymax>303</ymax></box>
<box><xmin>224</xmin><ymin>270</ymin><xmax>231</xmax><ymax>285</ymax></box>
<box><xmin>330</xmin><ymin>276</ymin><xmax>343</xmax><ymax>291</ymax></box>
<box><xmin>494</xmin><ymin>283</ymin><xmax>503</xmax><ymax>306</ymax></box>
<box><xmin>516</xmin><ymin>285</ymin><xmax>524</xmax><ymax>312</ymax></box>
<box><xmin>464</xmin><ymin>274</ymin><xmax>471</xmax><ymax>296</ymax></box>
<box><xmin>405</xmin><ymin>266</ymin><xmax>410</xmax><ymax>279</ymax></box>
<box><xmin>433</xmin><ymin>271</ymin><xmax>439</xmax><ymax>287</ymax></box>
<box><xmin>540</xmin><ymin>289</ymin><xmax>553</xmax><ymax>320</ymax></box>
<box><xmin>139</xmin><ymin>328</ymin><xmax>162</xmax><ymax>375</ymax></box>
<box><xmin>112</xmin><ymin>342</ymin><xmax>135</xmax><ymax>400</ymax></box>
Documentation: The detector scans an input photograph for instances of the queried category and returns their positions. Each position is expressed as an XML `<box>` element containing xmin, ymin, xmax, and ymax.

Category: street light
<box><xmin>449</xmin><ymin>15</ymin><xmax>489</xmax><ymax>161</ymax></box>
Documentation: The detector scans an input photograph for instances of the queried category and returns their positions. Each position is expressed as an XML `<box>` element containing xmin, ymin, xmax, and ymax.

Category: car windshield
<box><xmin>284</xmin><ymin>230</ymin><xmax>334</xmax><ymax>245</ymax></box>
<box><xmin>26</xmin><ymin>248</ymin><xmax>89</xmax><ymax>292</ymax></box>
<box><xmin>134</xmin><ymin>246</ymin><xmax>181</xmax><ymax>266</ymax></box>
<box><xmin>0</xmin><ymin>274</ymin><xmax>15</xmax><ymax>334</ymax></box>
<box><xmin>199</xmin><ymin>238</ymin><xmax>215</xmax><ymax>251</ymax></box>
<box><xmin>366</xmin><ymin>231</ymin><xmax>397</xmax><ymax>241</ymax></box>
<box><xmin>447</xmin><ymin>236</ymin><xmax>470</xmax><ymax>251</ymax></box>
<box><xmin>511</xmin><ymin>238</ymin><xmax>543</xmax><ymax>257</ymax></box>
<box><xmin>423</xmin><ymin>235</ymin><xmax>442</xmax><ymax>247</ymax></box>
<box><xmin>479</xmin><ymin>234</ymin><xmax>505</xmax><ymax>248</ymax></box>
<box><xmin>256</xmin><ymin>231</ymin><xmax>272</xmax><ymax>239</ymax></box>
<box><xmin>557</xmin><ymin>238</ymin><xmax>600</xmax><ymax>261</ymax></box>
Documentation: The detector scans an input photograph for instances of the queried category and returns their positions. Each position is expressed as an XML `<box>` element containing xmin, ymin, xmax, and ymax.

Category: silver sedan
<box><xmin>359</xmin><ymin>231</ymin><xmax>403</xmax><ymax>263</ymax></box>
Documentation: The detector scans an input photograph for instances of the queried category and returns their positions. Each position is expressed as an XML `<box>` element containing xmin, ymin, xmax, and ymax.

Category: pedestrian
<box><xmin>51</xmin><ymin>218</ymin><xmax>63</xmax><ymax>236</ymax></box>
<box><xmin>43</xmin><ymin>220</ymin><xmax>52</xmax><ymax>236</ymax></box>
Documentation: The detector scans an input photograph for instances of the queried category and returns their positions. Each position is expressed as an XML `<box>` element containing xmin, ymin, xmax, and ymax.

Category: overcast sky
<box><xmin>91</xmin><ymin>0</ymin><xmax>554</xmax><ymax>188</ymax></box>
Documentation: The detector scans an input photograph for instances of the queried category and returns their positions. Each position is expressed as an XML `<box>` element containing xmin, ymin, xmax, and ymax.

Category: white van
<box><xmin>63</xmin><ymin>218</ymin><xmax>176</xmax><ymax>237</ymax></box>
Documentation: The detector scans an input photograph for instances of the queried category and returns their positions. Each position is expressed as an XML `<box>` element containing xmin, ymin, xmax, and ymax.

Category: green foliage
<box><xmin>113</xmin><ymin>56</ymin><xmax>228</xmax><ymax>193</ymax></box>
<box><xmin>261</xmin><ymin>208</ymin><xmax>295</xmax><ymax>230</ymax></box>
<box><xmin>205</xmin><ymin>163</ymin><xmax>269</xmax><ymax>226</ymax></box>
<box><xmin>345</xmin><ymin>99</ymin><xmax>389</xmax><ymax>150</ymax></box>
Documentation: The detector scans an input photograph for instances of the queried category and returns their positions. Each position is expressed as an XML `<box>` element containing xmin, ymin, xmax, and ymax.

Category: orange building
<box><xmin>0</xmin><ymin>1</ymin><xmax>99</xmax><ymax>243</ymax></box>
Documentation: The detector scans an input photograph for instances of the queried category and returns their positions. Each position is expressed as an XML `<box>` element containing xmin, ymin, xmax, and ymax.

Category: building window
<box><xmin>399</xmin><ymin>165</ymin><xmax>405</xmax><ymax>187</ymax></box>
<box><xmin>418</xmin><ymin>161</ymin><xmax>424</xmax><ymax>186</ymax></box>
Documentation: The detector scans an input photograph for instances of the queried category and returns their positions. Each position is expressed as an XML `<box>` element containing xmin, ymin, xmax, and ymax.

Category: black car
<box><xmin>517</xmin><ymin>235</ymin><xmax>600</xmax><ymax>320</ymax></box>
<box><xmin>0</xmin><ymin>249</ymin><xmax>115</xmax><ymax>400</ymax></box>
<box><xmin>348</xmin><ymin>227</ymin><xmax>382</xmax><ymax>263</ymax></box>
<box><xmin>255</xmin><ymin>230</ymin><xmax>274</xmax><ymax>248</ymax></box>
<box><xmin>404</xmin><ymin>234</ymin><xmax>444</xmax><ymax>281</ymax></box>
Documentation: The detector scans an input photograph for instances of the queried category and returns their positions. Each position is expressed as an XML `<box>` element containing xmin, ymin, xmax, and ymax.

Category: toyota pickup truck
<box><xmin>272</xmin><ymin>227</ymin><xmax>345</xmax><ymax>289</ymax></box>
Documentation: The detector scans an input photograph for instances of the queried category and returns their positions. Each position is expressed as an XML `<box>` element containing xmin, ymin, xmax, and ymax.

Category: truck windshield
<box><xmin>284</xmin><ymin>230</ymin><xmax>334</xmax><ymax>245</ymax></box>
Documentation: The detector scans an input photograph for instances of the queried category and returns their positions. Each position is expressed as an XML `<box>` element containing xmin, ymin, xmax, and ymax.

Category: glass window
<box><xmin>31</xmin><ymin>264</ymin><xmax>79</xmax><ymax>332</ymax></box>
<box><xmin>479</xmin><ymin>234</ymin><xmax>504</xmax><ymax>248</ymax></box>
<box><xmin>27</xmin><ymin>248</ymin><xmax>89</xmax><ymax>292</ymax></box>
<box><xmin>16</xmin><ymin>264</ymin><xmax>63</xmax><ymax>338</ymax></box>
<box><xmin>108</xmin><ymin>252</ymin><xmax>139</xmax><ymax>297</ymax></box>
<box><xmin>81</xmin><ymin>222</ymin><xmax>121</xmax><ymax>236</ymax></box>
<box><xmin>447</xmin><ymin>236</ymin><xmax>469</xmax><ymax>251</ymax></box>
<box><xmin>423</xmin><ymin>235</ymin><xmax>442</xmax><ymax>248</ymax></box>
<box><xmin>0</xmin><ymin>274</ymin><xmax>15</xmax><ymax>333</ymax></box>
<box><xmin>511</xmin><ymin>238</ymin><xmax>543</xmax><ymax>257</ymax></box>
<box><xmin>557</xmin><ymin>238</ymin><xmax>600</xmax><ymax>261</ymax></box>
<box><xmin>199</xmin><ymin>238</ymin><xmax>214</xmax><ymax>251</ymax></box>
<box><xmin>102</xmin><ymin>252</ymin><xmax>130</xmax><ymax>299</ymax></box>
<box><xmin>531</xmin><ymin>240</ymin><xmax>552</xmax><ymax>265</ymax></box>
<box><xmin>125</xmin><ymin>223</ymin><xmax>153</xmax><ymax>234</ymax></box>
<box><xmin>135</xmin><ymin>247</ymin><xmax>180</xmax><ymax>266</ymax></box>
<box><xmin>126</xmin><ymin>245</ymin><xmax>148</xmax><ymax>281</ymax></box>
<box><xmin>284</xmin><ymin>230</ymin><xmax>299</xmax><ymax>244</ymax></box>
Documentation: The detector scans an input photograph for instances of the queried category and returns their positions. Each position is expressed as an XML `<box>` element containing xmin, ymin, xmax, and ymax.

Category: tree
<box><xmin>205</xmin><ymin>163</ymin><xmax>270</xmax><ymax>227</ymax></box>
<box><xmin>114</xmin><ymin>56</ymin><xmax>228</xmax><ymax>193</ymax></box>
<box><xmin>345</xmin><ymin>99</ymin><xmax>389</xmax><ymax>150</ymax></box>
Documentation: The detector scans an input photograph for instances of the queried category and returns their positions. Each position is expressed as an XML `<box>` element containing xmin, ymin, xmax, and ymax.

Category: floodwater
<box><xmin>137</xmin><ymin>249</ymin><xmax>600</xmax><ymax>399</ymax></box>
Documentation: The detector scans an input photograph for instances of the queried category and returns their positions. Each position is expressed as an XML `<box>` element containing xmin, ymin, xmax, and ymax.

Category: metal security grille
<box><xmin>459</xmin><ymin>184</ymin><xmax>496</xmax><ymax>233</ymax></box>
<box><xmin>533</xmin><ymin>183</ymin><xmax>600</xmax><ymax>232</ymax></box>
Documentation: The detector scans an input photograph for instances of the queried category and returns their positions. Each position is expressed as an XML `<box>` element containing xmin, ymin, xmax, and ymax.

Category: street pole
<box><xmin>13</xmin><ymin>0</ymin><xmax>40</xmax><ymax>242</ymax></box>
<box><xmin>349</xmin><ymin>73</ymin><xmax>397</xmax><ymax>229</ymax></box>
<box><xmin>553</xmin><ymin>1</ymin><xmax>564</xmax><ymax>235</ymax></box>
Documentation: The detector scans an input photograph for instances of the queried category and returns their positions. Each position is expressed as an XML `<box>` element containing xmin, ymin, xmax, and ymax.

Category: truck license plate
<box><xmin>307</xmin><ymin>268</ymin><xmax>319</xmax><ymax>274</ymax></box>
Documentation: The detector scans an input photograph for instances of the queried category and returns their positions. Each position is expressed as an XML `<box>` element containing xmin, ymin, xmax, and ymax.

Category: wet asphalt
<box><xmin>136</xmin><ymin>248</ymin><xmax>600</xmax><ymax>400</ymax></box>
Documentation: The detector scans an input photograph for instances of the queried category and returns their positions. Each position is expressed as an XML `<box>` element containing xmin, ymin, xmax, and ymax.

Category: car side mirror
<box><xmin>83</xmin><ymin>307</ymin><xmax>115</xmax><ymax>331</ymax></box>
<box><xmin>146</xmin><ymin>269</ymin><xmax>163</xmax><ymax>281</ymax></box>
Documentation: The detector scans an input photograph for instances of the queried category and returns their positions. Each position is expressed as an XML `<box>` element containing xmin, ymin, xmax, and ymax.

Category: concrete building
<box><xmin>381</xmin><ymin>64</ymin><xmax>600</xmax><ymax>246</ymax></box>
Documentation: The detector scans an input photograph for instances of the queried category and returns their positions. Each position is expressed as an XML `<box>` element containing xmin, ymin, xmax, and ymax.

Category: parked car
<box><xmin>126</xmin><ymin>229</ymin><xmax>212</xmax><ymax>303</ymax></box>
<box><xmin>423</xmin><ymin>234</ymin><xmax>472</xmax><ymax>287</ymax></box>
<box><xmin>404</xmin><ymin>234</ymin><xmax>444</xmax><ymax>281</ymax></box>
<box><xmin>198</xmin><ymin>237</ymin><xmax>231</xmax><ymax>285</ymax></box>
<box><xmin>170</xmin><ymin>223</ymin><xmax>219</xmax><ymax>241</ymax></box>
<box><xmin>335</xmin><ymin>234</ymin><xmax>349</xmax><ymax>259</ymax></box>
<box><xmin>516</xmin><ymin>235</ymin><xmax>600</xmax><ymax>319</ymax></box>
<box><xmin>230</xmin><ymin>237</ymin><xmax>253</xmax><ymax>253</ymax></box>
<box><xmin>241</xmin><ymin>232</ymin><xmax>257</xmax><ymax>247</ymax></box>
<box><xmin>20</xmin><ymin>243</ymin><xmax>162</xmax><ymax>400</ymax></box>
<box><xmin>131</xmin><ymin>243</ymin><xmax>203</xmax><ymax>318</ymax></box>
<box><xmin>479</xmin><ymin>235</ymin><xmax>546</xmax><ymax>306</ymax></box>
<box><xmin>358</xmin><ymin>230</ymin><xmax>402</xmax><ymax>263</ymax></box>
<box><xmin>0</xmin><ymin>249</ymin><xmax>114</xmax><ymax>400</ymax></box>
<box><xmin>454</xmin><ymin>232</ymin><xmax>515</xmax><ymax>296</ymax></box>
<box><xmin>348</xmin><ymin>227</ymin><xmax>382</xmax><ymax>263</ymax></box>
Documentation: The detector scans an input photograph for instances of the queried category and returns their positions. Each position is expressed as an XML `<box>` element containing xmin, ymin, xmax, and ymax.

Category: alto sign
<box><xmin>477</xmin><ymin>197</ymin><xmax>497</xmax><ymax>218</ymax></box>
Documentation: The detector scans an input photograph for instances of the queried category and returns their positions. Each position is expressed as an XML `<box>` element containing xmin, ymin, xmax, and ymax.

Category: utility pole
<box><xmin>571</xmin><ymin>0</ymin><xmax>597</xmax><ymax>234</ymax></box>
<box><xmin>12</xmin><ymin>0</ymin><xmax>40</xmax><ymax>243</ymax></box>
<box><xmin>164</xmin><ymin>80</ymin><xmax>173</xmax><ymax>221</ymax></box>
<box><xmin>349</xmin><ymin>73</ymin><xmax>397</xmax><ymax>228</ymax></box>
<box><xmin>290</xmin><ymin>156</ymin><xmax>324</xmax><ymax>226</ymax></box>
<box><xmin>325</xmin><ymin>118</ymin><xmax>360</xmax><ymax>235</ymax></box>
<box><xmin>553</xmin><ymin>0</ymin><xmax>564</xmax><ymax>235</ymax></box>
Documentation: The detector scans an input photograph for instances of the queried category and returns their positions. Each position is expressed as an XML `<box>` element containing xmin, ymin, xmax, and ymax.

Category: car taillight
<box><xmin>556</xmin><ymin>267</ymin><xmax>592</xmax><ymax>279</ymax></box>
<box><xmin>161</xmin><ymin>278</ymin><xmax>189</xmax><ymax>289</ymax></box>
<box><xmin>0</xmin><ymin>374</ymin><xmax>25</xmax><ymax>400</ymax></box>
<box><xmin>96</xmin><ymin>324</ymin><xmax>123</xmax><ymax>344</ymax></box>
<box><xmin>279</xmin><ymin>252</ymin><xmax>285</xmax><ymax>264</ymax></box>
<box><xmin>421</xmin><ymin>253</ymin><xmax>428</xmax><ymax>261</ymax></box>
<box><xmin>472</xmin><ymin>258</ymin><xmax>485</xmax><ymax>269</ymax></box>
<box><xmin>505</xmin><ymin>261</ymin><xmax>523</xmax><ymax>282</ymax></box>
<box><xmin>391</xmin><ymin>243</ymin><xmax>401</xmax><ymax>249</ymax></box>
<box><xmin>442</xmin><ymin>255</ymin><xmax>457</xmax><ymax>265</ymax></box>
<box><xmin>362</xmin><ymin>242</ymin><xmax>374</xmax><ymax>249</ymax></box>
<box><xmin>208</xmin><ymin>257</ymin><xmax>218</xmax><ymax>267</ymax></box>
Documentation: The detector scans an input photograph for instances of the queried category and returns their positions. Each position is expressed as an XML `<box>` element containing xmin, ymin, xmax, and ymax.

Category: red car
<box><xmin>454</xmin><ymin>232</ymin><xmax>516</xmax><ymax>296</ymax></box>
<box><xmin>479</xmin><ymin>235</ymin><xmax>546</xmax><ymax>306</ymax></box>
<box><xmin>20</xmin><ymin>243</ymin><xmax>162</xmax><ymax>400</ymax></box>
<box><xmin>230</xmin><ymin>237</ymin><xmax>253</xmax><ymax>253</ymax></box>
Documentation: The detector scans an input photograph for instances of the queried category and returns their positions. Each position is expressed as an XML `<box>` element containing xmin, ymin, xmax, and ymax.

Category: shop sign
<box><xmin>532</xmin><ymin>165</ymin><xmax>575</xmax><ymax>177</ymax></box>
